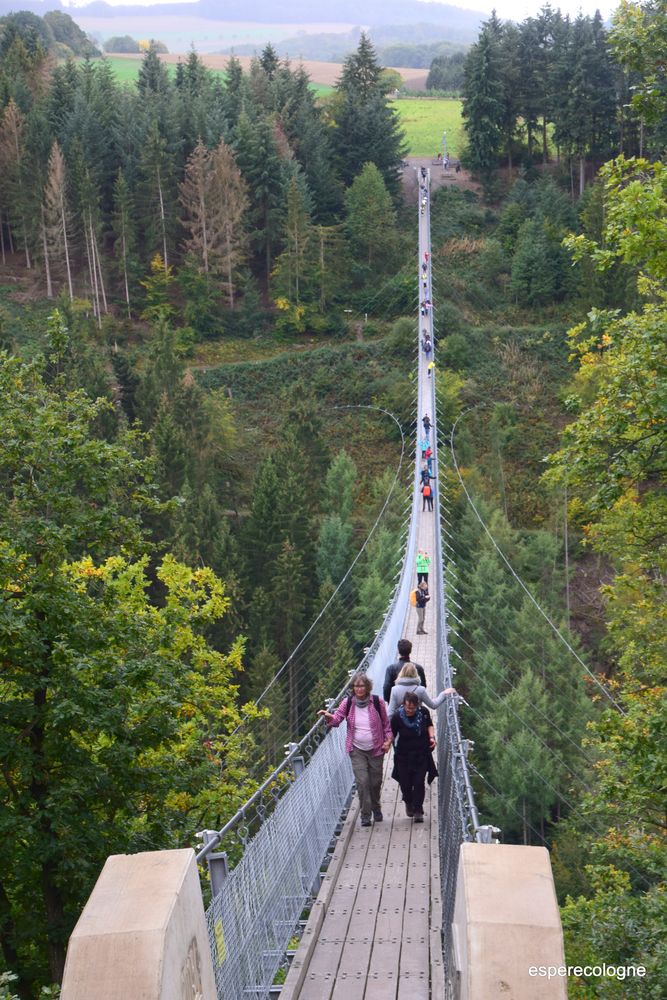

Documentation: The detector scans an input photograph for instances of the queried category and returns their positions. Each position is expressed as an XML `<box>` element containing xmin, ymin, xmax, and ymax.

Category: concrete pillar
<box><xmin>61</xmin><ymin>849</ymin><xmax>216</xmax><ymax>1000</ymax></box>
<box><xmin>451</xmin><ymin>843</ymin><xmax>567</xmax><ymax>999</ymax></box>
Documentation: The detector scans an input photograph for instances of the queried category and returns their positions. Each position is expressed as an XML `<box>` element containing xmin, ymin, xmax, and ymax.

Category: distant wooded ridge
<box><xmin>0</xmin><ymin>0</ymin><xmax>486</xmax><ymax>32</ymax></box>
<box><xmin>221</xmin><ymin>25</ymin><xmax>471</xmax><ymax>64</ymax></box>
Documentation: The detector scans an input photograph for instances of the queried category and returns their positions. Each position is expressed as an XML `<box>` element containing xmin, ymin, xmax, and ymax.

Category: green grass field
<box><xmin>392</xmin><ymin>98</ymin><xmax>463</xmax><ymax>158</ymax></box>
<box><xmin>85</xmin><ymin>61</ymin><xmax>457</xmax><ymax>155</ymax></box>
<box><xmin>88</xmin><ymin>56</ymin><xmax>334</xmax><ymax>95</ymax></box>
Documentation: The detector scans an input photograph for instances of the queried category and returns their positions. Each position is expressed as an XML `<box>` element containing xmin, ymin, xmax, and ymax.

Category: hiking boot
<box><xmin>405</xmin><ymin>804</ymin><xmax>414</xmax><ymax>817</ymax></box>
<box><xmin>373</xmin><ymin>810</ymin><xmax>383</xmax><ymax>822</ymax></box>
<box><xmin>361</xmin><ymin>815</ymin><xmax>372</xmax><ymax>827</ymax></box>
<box><xmin>414</xmin><ymin>809</ymin><xmax>424</xmax><ymax>823</ymax></box>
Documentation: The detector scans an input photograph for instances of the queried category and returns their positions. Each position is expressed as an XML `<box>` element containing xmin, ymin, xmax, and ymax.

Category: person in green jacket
<box><xmin>416</xmin><ymin>548</ymin><xmax>431</xmax><ymax>585</ymax></box>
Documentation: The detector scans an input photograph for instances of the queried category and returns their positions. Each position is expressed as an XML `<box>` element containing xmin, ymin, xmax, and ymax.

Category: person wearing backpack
<box><xmin>318</xmin><ymin>672</ymin><xmax>392</xmax><ymax>827</ymax></box>
<box><xmin>387</xmin><ymin>662</ymin><xmax>456</xmax><ymax>718</ymax></box>
<box><xmin>383</xmin><ymin>638</ymin><xmax>427</xmax><ymax>702</ymax></box>
<box><xmin>421</xmin><ymin>480</ymin><xmax>433</xmax><ymax>511</ymax></box>
<box><xmin>415</xmin><ymin>580</ymin><xmax>430</xmax><ymax>633</ymax></box>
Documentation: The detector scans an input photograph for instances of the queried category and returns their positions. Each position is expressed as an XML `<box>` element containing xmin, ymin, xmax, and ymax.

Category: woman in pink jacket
<box><xmin>318</xmin><ymin>672</ymin><xmax>392</xmax><ymax>827</ymax></box>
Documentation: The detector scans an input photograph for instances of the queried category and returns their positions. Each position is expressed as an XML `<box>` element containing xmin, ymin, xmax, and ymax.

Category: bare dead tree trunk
<box><xmin>90</xmin><ymin>216</ymin><xmax>107</xmax><ymax>314</ymax></box>
<box><xmin>319</xmin><ymin>228</ymin><xmax>325</xmax><ymax>311</ymax></box>
<box><xmin>83</xmin><ymin>211</ymin><xmax>100</xmax><ymax>324</ymax></box>
<box><xmin>156</xmin><ymin>166</ymin><xmax>168</xmax><ymax>269</ymax></box>
<box><xmin>225</xmin><ymin>228</ymin><xmax>234</xmax><ymax>310</ymax></box>
<box><xmin>61</xmin><ymin>198</ymin><xmax>73</xmax><ymax>300</ymax></box>
<box><xmin>41</xmin><ymin>206</ymin><xmax>53</xmax><ymax>298</ymax></box>
<box><xmin>1</xmin><ymin>212</ymin><xmax>6</xmax><ymax>265</ymax></box>
<box><xmin>120</xmin><ymin>218</ymin><xmax>131</xmax><ymax>318</ymax></box>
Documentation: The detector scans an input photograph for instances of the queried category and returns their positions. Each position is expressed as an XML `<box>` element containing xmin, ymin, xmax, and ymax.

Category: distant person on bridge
<box><xmin>391</xmin><ymin>693</ymin><xmax>437</xmax><ymax>821</ymax></box>
<box><xmin>420</xmin><ymin>463</ymin><xmax>435</xmax><ymax>487</ymax></box>
<box><xmin>383</xmin><ymin>638</ymin><xmax>427</xmax><ymax>703</ymax></box>
<box><xmin>387</xmin><ymin>662</ymin><xmax>455</xmax><ymax>718</ymax></box>
<box><xmin>422</xmin><ymin>336</ymin><xmax>432</xmax><ymax>356</ymax></box>
<box><xmin>421</xmin><ymin>480</ymin><xmax>434</xmax><ymax>511</ymax></box>
<box><xmin>318</xmin><ymin>672</ymin><xmax>392</xmax><ymax>828</ymax></box>
<box><xmin>415</xmin><ymin>580</ymin><xmax>430</xmax><ymax>632</ymax></box>
<box><xmin>416</xmin><ymin>548</ymin><xmax>431</xmax><ymax>584</ymax></box>
<box><xmin>427</xmin><ymin>361</ymin><xmax>436</xmax><ymax>379</ymax></box>
<box><xmin>424</xmin><ymin>445</ymin><xmax>433</xmax><ymax>473</ymax></box>
<box><xmin>422</xmin><ymin>414</ymin><xmax>432</xmax><ymax>436</ymax></box>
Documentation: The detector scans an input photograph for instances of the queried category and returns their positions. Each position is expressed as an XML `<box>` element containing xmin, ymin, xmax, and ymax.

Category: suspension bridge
<box><xmin>59</xmin><ymin>170</ymin><xmax>567</xmax><ymax>1000</ymax></box>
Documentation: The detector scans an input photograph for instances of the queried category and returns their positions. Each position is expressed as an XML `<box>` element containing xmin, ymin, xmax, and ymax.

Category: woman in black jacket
<box><xmin>390</xmin><ymin>692</ymin><xmax>437</xmax><ymax>822</ymax></box>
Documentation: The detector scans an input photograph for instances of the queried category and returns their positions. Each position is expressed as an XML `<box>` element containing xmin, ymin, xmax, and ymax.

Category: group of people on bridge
<box><xmin>318</xmin><ymin>639</ymin><xmax>455</xmax><ymax>827</ymax></box>
<box><xmin>316</xmin><ymin>180</ymin><xmax>454</xmax><ymax>829</ymax></box>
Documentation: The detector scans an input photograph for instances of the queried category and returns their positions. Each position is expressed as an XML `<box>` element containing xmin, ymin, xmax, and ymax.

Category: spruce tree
<box><xmin>137</xmin><ymin>41</ymin><xmax>171</xmax><ymax>97</ymax></box>
<box><xmin>334</xmin><ymin>32</ymin><xmax>406</xmax><ymax>199</ymax></box>
<box><xmin>111</xmin><ymin>169</ymin><xmax>139</xmax><ymax>317</ymax></box>
<box><xmin>344</xmin><ymin>162</ymin><xmax>398</xmax><ymax>274</ymax></box>
<box><xmin>233</xmin><ymin>111</ymin><xmax>286</xmax><ymax>282</ymax></box>
<box><xmin>42</xmin><ymin>140</ymin><xmax>74</xmax><ymax>300</ymax></box>
<box><xmin>270</xmin><ymin>539</ymin><xmax>308</xmax><ymax>732</ymax></box>
<box><xmin>462</xmin><ymin>20</ymin><xmax>505</xmax><ymax>174</ymax></box>
<box><xmin>271</xmin><ymin>175</ymin><xmax>314</xmax><ymax>305</ymax></box>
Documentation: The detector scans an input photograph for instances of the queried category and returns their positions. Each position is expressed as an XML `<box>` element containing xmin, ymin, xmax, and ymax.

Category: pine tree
<box><xmin>486</xmin><ymin>671</ymin><xmax>559</xmax><ymax>843</ymax></box>
<box><xmin>517</xmin><ymin>17</ymin><xmax>543</xmax><ymax>161</ymax></box>
<box><xmin>334</xmin><ymin>32</ymin><xmax>406</xmax><ymax>199</ymax></box>
<box><xmin>42</xmin><ymin>140</ymin><xmax>74</xmax><ymax>300</ymax></box>
<box><xmin>246</xmin><ymin>644</ymin><xmax>289</xmax><ymax>765</ymax></box>
<box><xmin>221</xmin><ymin>55</ymin><xmax>245</xmax><ymax>132</ymax></box>
<box><xmin>317</xmin><ymin>514</ymin><xmax>353</xmax><ymax>587</ymax></box>
<box><xmin>111</xmin><ymin>169</ymin><xmax>139</xmax><ymax>318</ymax></box>
<box><xmin>270</xmin><ymin>539</ymin><xmax>308</xmax><ymax>732</ymax></box>
<box><xmin>0</xmin><ymin>99</ymin><xmax>32</xmax><ymax>267</ymax></box>
<box><xmin>210</xmin><ymin>137</ymin><xmax>248</xmax><ymax>308</ymax></box>
<box><xmin>271</xmin><ymin>174</ymin><xmax>313</xmax><ymax>305</ymax></box>
<box><xmin>233</xmin><ymin>111</ymin><xmax>286</xmax><ymax>282</ymax></box>
<box><xmin>243</xmin><ymin>455</ymin><xmax>283</xmax><ymax>586</ymax></box>
<box><xmin>139</xmin><ymin>120</ymin><xmax>175</xmax><ymax>268</ymax></box>
<box><xmin>137</xmin><ymin>41</ymin><xmax>171</xmax><ymax>97</ymax></box>
<box><xmin>344</xmin><ymin>162</ymin><xmax>398</xmax><ymax>272</ymax></box>
<box><xmin>462</xmin><ymin>18</ymin><xmax>505</xmax><ymax>174</ymax></box>
<box><xmin>498</xmin><ymin>22</ymin><xmax>522</xmax><ymax>174</ymax></box>
<box><xmin>324</xmin><ymin>451</ymin><xmax>357</xmax><ymax>521</ymax></box>
<box><xmin>179</xmin><ymin>137</ymin><xmax>214</xmax><ymax>274</ymax></box>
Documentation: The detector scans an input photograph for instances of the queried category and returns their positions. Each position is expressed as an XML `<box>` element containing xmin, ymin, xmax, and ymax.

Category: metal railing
<box><xmin>426</xmin><ymin>174</ymin><xmax>495</xmax><ymax>998</ymax></box>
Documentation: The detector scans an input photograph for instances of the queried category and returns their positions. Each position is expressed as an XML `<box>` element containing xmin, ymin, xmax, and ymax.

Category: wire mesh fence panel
<box><xmin>204</xmin><ymin>724</ymin><xmax>352</xmax><ymax>999</ymax></box>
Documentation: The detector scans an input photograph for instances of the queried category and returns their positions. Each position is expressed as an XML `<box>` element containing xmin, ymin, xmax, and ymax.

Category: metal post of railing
<box><xmin>197</xmin><ymin>829</ymin><xmax>230</xmax><ymax>898</ymax></box>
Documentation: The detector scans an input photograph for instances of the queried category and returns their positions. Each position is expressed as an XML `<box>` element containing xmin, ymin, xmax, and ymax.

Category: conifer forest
<box><xmin>0</xmin><ymin>1</ymin><xmax>665</xmax><ymax>997</ymax></box>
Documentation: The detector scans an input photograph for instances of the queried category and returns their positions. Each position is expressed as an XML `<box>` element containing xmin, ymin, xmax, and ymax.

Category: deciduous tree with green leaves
<box><xmin>0</xmin><ymin>345</ymin><xmax>256</xmax><ymax>994</ymax></box>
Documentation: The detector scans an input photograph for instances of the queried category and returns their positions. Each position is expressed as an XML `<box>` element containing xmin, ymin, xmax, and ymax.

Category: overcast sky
<box><xmin>64</xmin><ymin>0</ymin><xmax>618</xmax><ymax>21</ymax></box>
